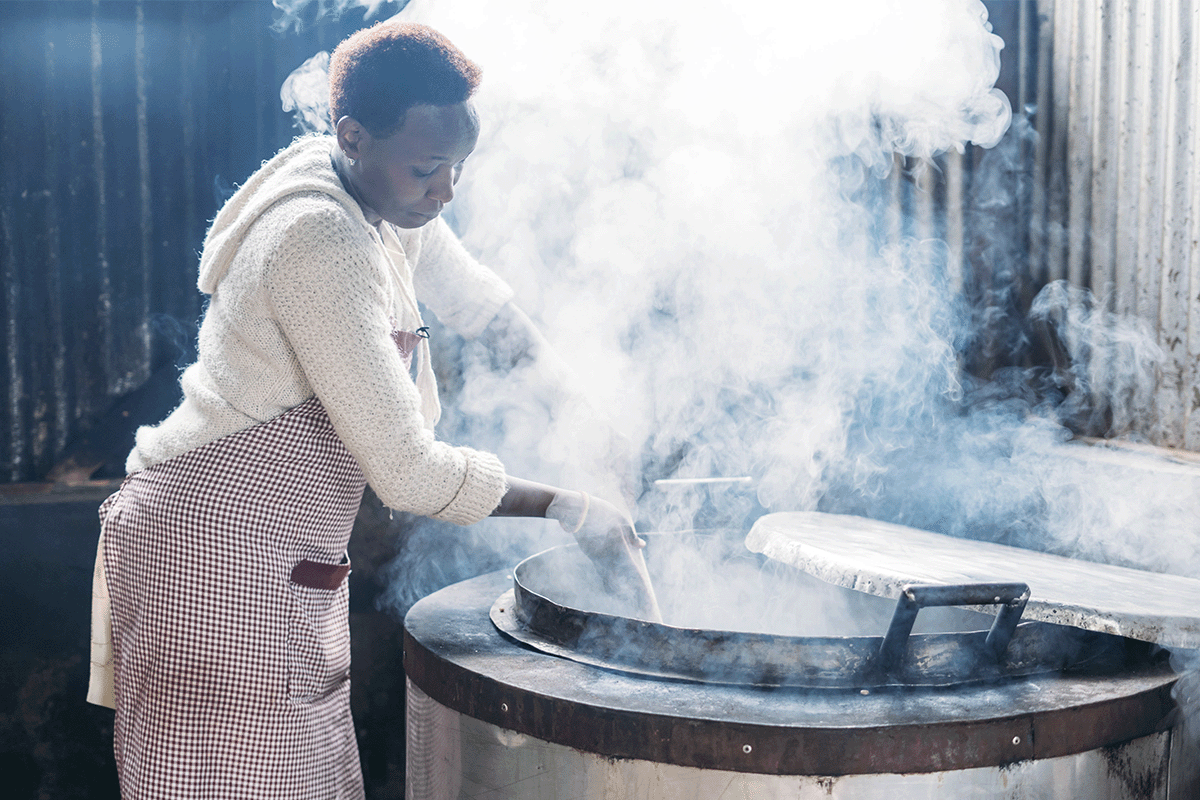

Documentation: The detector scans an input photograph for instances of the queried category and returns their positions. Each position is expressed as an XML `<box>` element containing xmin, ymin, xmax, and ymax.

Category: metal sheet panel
<box><xmin>1036</xmin><ymin>0</ymin><xmax>1200</xmax><ymax>447</ymax></box>
<box><xmin>0</xmin><ymin>0</ymin><xmax>362</xmax><ymax>481</ymax></box>
<box><xmin>889</xmin><ymin>1</ymin><xmax>1200</xmax><ymax>450</ymax></box>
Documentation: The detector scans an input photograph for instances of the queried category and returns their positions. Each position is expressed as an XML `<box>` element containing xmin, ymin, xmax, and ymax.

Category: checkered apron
<box><xmin>100</xmin><ymin>393</ymin><xmax>375</xmax><ymax>799</ymax></box>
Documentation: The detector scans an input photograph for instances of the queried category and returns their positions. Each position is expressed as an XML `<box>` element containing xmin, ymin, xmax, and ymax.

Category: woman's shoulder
<box><xmin>257</xmin><ymin>191</ymin><xmax>372</xmax><ymax>251</ymax></box>
<box><xmin>243</xmin><ymin>135</ymin><xmax>369</xmax><ymax>246</ymax></box>
<box><xmin>249</xmin><ymin>195</ymin><xmax>386</xmax><ymax>292</ymax></box>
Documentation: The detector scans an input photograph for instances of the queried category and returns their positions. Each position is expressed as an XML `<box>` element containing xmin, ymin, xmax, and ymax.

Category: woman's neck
<box><xmin>329</xmin><ymin>145</ymin><xmax>382</xmax><ymax>225</ymax></box>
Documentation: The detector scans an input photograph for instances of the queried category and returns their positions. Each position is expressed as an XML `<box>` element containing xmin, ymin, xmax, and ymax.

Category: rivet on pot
<box><xmin>1012</xmin><ymin>736</ymin><xmax>1021</xmax><ymax>745</ymax></box>
<box><xmin>501</xmin><ymin>702</ymin><xmax>509</xmax><ymax>713</ymax></box>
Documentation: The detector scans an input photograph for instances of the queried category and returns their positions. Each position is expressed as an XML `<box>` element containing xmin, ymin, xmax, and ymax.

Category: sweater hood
<box><xmin>198</xmin><ymin>135</ymin><xmax>362</xmax><ymax>294</ymax></box>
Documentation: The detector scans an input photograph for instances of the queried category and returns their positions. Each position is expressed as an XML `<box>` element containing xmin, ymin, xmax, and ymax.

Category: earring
<box><xmin>350</xmin><ymin>158</ymin><xmax>357</xmax><ymax>166</ymax></box>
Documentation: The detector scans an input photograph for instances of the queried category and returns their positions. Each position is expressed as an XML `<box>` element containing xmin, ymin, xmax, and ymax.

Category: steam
<box><xmin>1028</xmin><ymin>280</ymin><xmax>1164</xmax><ymax>434</ymax></box>
<box><xmin>416</xmin><ymin>0</ymin><xmax>1016</xmax><ymax>533</ymax></box>
<box><xmin>274</xmin><ymin>0</ymin><xmax>1199</xmax><ymax>674</ymax></box>
<box><xmin>271</xmin><ymin>0</ymin><xmax>400</xmax><ymax>34</ymax></box>
<box><xmin>280</xmin><ymin>51</ymin><xmax>332</xmax><ymax>135</ymax></box>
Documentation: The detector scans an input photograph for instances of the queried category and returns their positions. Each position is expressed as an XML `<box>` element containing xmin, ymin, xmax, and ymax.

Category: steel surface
<box><xmin>407</xmin><ymin>679</ymin><xmax>1173</xmax><ymax>799</ymax></box>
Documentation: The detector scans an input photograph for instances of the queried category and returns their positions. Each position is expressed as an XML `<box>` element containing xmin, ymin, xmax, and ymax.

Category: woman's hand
<box><xmin>546</xmin><ymin>491</ymin><xmax>663</xmax><ymax>623</ymax></box>
<box><xmin>492</xmin><ymin>478</ymin><xmax>663</xmax><ymax>623</ymax></box>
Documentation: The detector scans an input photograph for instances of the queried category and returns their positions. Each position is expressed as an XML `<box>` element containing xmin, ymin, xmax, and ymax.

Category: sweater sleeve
<box><xmin>410</xmin><ymin>217</ymin><xmax>514</xmax><ymax>339</ymax></box>
<box><xmin>264</xmin><ymin>205</ymin><xmax>507</xmax><ymax>525</ymax></box>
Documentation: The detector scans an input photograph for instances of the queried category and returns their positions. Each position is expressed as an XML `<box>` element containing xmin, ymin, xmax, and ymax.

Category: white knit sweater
<box><xmin>128</xmin><ymin>135</ymin><xmax>513</xmax><ymax>525</ymax></box>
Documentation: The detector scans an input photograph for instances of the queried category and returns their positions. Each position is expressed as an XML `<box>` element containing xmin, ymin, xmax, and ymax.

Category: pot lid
<box><xmin>746</xmin><ymin>511</ymin><xmax>1200</xmax><ymax>649</ymax></box>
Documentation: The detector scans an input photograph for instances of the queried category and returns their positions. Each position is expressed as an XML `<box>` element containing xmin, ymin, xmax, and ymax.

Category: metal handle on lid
<box><xmin>876</xmin><ymin>582</ymin><xmax>1031</xmax><ymax>675</ymax></box>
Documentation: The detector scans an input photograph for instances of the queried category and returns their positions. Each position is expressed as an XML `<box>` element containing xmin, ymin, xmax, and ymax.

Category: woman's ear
<box><xmin>335</xmin><ymin>116</ymin><xmax>368</xmax><ymax>161</ymax></box>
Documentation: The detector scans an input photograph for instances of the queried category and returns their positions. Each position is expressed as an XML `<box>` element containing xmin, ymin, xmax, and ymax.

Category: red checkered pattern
<box><xmin>101</xmin><ymin>397</ymin><xmax>368</xmax><ymax>799</ymax></box>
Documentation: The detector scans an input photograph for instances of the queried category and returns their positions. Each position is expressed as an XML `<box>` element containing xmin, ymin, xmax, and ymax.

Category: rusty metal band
<box><xmin>402</xmin><ymin>570</ymin><xmax>1178</xmax><ymax>776</ymax></box>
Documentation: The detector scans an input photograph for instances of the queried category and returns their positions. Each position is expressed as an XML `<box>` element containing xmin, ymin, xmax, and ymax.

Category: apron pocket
<box><xmin>285</xmin><ymin>560</ymin><xmax>351</xmax><ymax>702</ymax></box>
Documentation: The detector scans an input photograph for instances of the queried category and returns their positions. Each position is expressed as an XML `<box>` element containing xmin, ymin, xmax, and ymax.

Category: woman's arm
<box><xmin>490</xmin><ymin>476</ymin><xmax>557</xmax><ymax>518</ymax></box>
<box><xmin>494</xmin><ymin>476</ymin><xmax>663</xmax><ymax>623</ymax></box>
<box><xmin>266</xmin><ymin>207</ymin><xmax>507</xmax><ymax>525</ymax></box>
<box><xmin>478</xmin><ymin>302</ymin><xmax>550</xmax><ymax>369</ymax></box>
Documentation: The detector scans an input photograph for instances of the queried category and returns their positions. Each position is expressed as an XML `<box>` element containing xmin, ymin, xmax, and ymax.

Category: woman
<box><xmin>88</xmin><ymin>21</ymin><xmax>657</xmax><ymax>799</ymax></box>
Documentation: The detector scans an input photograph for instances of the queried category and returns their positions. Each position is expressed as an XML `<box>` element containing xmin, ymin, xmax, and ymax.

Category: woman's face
<box><xmin>339</xmin><ymin>101</ymin><xmax>479</xmax><ymax>229</ymax></box>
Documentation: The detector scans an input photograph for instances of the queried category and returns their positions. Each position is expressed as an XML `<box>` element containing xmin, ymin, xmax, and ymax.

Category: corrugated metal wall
<box><xmin>887</xmin><ymin>0</ymin><xmax>1200</xmax><ymax>451</ymax></box>
<box><xmin>0</xmin><ymin>0</ymin><xmax>363</xmax><ymax>482</ymax></box>
<box><xmin>2</xmin><ymin>0</ymin><xmax>1197</xmax><ymax>484</ymax></box>
<box><xmin>1037</xmin><ymin>0</ymin><xmax>1200</xmax><ymax>448</ymax></box>
<box><xmin>887</xmin><ymin>2</ymin><xmax>1043</xmax><ymax>375</ymax></box>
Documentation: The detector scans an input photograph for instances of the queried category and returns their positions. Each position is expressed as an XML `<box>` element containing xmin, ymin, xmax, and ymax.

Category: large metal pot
<box><xmin>403</xmin><ymin>513</ymin><xmax>1197</xmax><ymax>799</ymax></box>
<box><xmin>494</xmin><ymin>533</ymin><xmax>1135</xmax><ymax>689</ymax></box>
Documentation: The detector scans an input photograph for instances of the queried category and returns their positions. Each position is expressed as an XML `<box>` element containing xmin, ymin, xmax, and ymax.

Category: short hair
<box><xmin>328</xmin><ymin>21</ymin><xmax>482</xmax><ymax>138</ymax></box>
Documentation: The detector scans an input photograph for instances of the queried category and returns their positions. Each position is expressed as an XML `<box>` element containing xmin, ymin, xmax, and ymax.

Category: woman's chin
<box><xmin>392</xmin><ymin>210</ymin><xmax>438</xmax><ymax>228</ymax></box>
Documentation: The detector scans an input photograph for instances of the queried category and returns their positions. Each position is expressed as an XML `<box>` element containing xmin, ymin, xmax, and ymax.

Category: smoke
<box><xmin>1028</xmin><ymin>279</ymin><xmax>1165</xmax><ymax>434</ymax></box>
<box><xmin>413</xmin><ymin>0</ymin><xmax>1009</xmax><ymax>510</ymax></box>
<box><xmin>338</xmin><ymin>0</ymin><xmax>1007</xmax><ymax>614</ymax></box>
<box><xmin>149</xmin><ymin>312</ymin><xmax>198</xmax><ymax>369</ymax></box>
<box><xmin>280</xmin><ymin>51</ymin><xmax>332</xmax><ymax>134</ymax></box>
<box><xmin>271</xmin><ymin>0</ymin><xmax>401</xmax><ymax>34</ymax></box>
<box><xmin>273</xmin><ymin>0</ymin><xmax>1199</xmax><ymax>706</ymax></box>
<box><xmin>300</xmin><ymin>0</ymin><xmax>1197</xmax><ymax>573</ymax></box>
